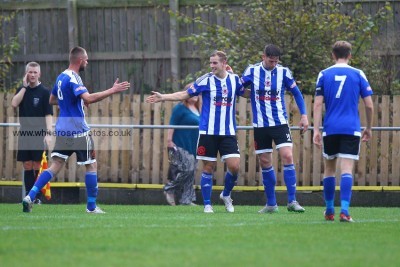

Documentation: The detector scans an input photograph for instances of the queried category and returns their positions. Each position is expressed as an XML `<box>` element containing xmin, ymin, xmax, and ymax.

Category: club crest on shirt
<box><xmin>197</xmin><ymin>146</ymin><xmax>206</xmax><ymax>156</ymax></box>
<box><xmin>188</xmin><ymin>84</ymin><xmax>196</xmax><ymax>94</ymax></box>
<box><xmin>222</xmin><ymin>83</ymin><xmax>228</xmax><ymax>95</ymax></box>
<box><xmin>265</xmin><ymin>79</ymin><xmax>271</xmax><ymax>87</ymax></box>
<box><xmin>33</xmin><ymin>97</ymin><xmax>40</xmax><ymax>107</ymax></box>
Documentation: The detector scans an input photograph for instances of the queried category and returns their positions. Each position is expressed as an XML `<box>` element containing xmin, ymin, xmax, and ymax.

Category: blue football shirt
<box><xmin>315</xmin><ymin>63</ymin><xmax>373</xmax><ymax>136</ymax></box>
<box><xmin>51</xmin><ymin>70</ymin><xmax>90</xmax><ymax>136</ymax></box>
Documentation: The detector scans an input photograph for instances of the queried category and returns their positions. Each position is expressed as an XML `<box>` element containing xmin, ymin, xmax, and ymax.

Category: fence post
<box><xmin>67</xmin><ymin>0</ymin><xmax>78</xmax><ymax>49</ymax></box>
<box><xmin>169</xmin><ymin>0</ymin><xmax>180</xmax><ymax>91</ymax></box>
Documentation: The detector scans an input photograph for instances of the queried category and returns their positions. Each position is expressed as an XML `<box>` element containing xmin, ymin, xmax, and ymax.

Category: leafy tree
<box><xmin>0</xmin><ymin>12</ymin><xmax>20</xmax><ymax>92</ymax></box>
<box><xmin>177</xmin><ymin>0</ymin><xmax>394</xmax><ymax>94</ymax></box>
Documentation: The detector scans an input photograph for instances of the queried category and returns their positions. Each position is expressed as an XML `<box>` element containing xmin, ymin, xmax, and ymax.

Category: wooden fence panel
<box><xmin>237</xmin><ymin>97</ymin><xmax>247</xmax><ymax>186</ymax></box>
<box><xmin>368</xmin><ymin>97</ymin><xmax>380</xmax><ymax>185</ymax></box>
<box><xmin>5</xmin><ymin>93</ymin><xmax>16</xmax><ymax>180</ymax></box>
<box><xmin>110</xmin><ymin>95</ymin><xmax>121</xmax><ymax>182</ymax></box>
<box><xmin>380</xmin><ymin>96</ymin><xmax>390</xmax><ymax>185</ymax></box>
<box><xmin>162</xmin><ymin>101</ymin><xmax>173</xmax><ymax>185</ymax></box>
<box><xmin>120</xmin><ymin>96</ymin><xmax>132</xmax><ymax>183</ymax></box>
<box><xmin>356</xmin><ymin>99</ymin><xmax>368</xmax><ymax>186</ymax></box>
<box><xmin>247</xmin><ymin>99</ymin><xmax>257</xmax><ymax>186</ymax></box>
<box><xmin>131</xmin><ymin>94</ymin><xmax>141</xmax><ymax>183</ymax></box>
<box><xmin>290</xmin><ymin>96</ymin><xmax>301</xmax><ymax>185</ymax></box>
<box><xmin>151</xmin><ymin>102</ymin><xmax>162</xmax><ymax>184</ymax></box>
<box><xmin>392</xmin><ymin>96</ymin><xmax>400</xmax><ymax>186</ymax></box>
<box><xmin>302</xmin><ymin>96</ymin><xmax>313</xmax><ymax>186</ymax></box>
<box><xmin>141</xmin><ymin>98</ymin><xmax>152</xmax><ymax>183</ymax></box>
<box><xmin>0</xmin><ymin>93</ymin><xmax>4</xmax><ymax>180</ymax></box>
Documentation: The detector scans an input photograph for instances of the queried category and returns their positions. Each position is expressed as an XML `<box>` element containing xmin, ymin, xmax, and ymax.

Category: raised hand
<box><xmin>146</xmin><ymin>91</ymin><xmax>163</xmax><ymax>103</ymax></box>
<box><xmin>112</xmin><ymin>78</ymin><xmax>131</xmax><ymax>92</ymax></box>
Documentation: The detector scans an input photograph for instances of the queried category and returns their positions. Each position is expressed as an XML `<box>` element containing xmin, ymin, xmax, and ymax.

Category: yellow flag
<box><xmin>37</xmin><ymin>151</ymin><xmax>51</xmax><ymax>200</ymax></box>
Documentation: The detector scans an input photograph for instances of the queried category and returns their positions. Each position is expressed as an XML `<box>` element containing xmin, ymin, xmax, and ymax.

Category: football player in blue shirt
<box><xmin>146</xmin><ymin>50</ymin><xmax>245</xmax><ymax>213</ymax></box>
<box><xmin>313</xmin><ymin>41</ymin><xmax>374</xmax><ymax>222</ymax></box>
<box><xmin>22</xmin><ymin>46</ymin><xmax>130</xmax><ymax>213</ymax></box>
<box><xmin>241</xmin><ymin>44</ymin><xmax>309</xmax><ymax>214</ymax></box>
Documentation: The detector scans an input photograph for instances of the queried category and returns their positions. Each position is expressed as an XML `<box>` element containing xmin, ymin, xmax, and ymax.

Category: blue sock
<box><xmin>28</xmin><ymin>170</ymin><xmax>54</xmax><ymax>200</ymax></box>
<box><xmin>340</xmin><ymin>173</ymin><xmax>353</xmax><ymax>216</ymax></box>
<box><xmin>223</xmin><ymin>171</ymin><xmax>237</xmax><ymax>196</ymax></box>
<box><xmin>283</xmin><ymin>164</ymin><xmax>297</xmax><ymax>203</ymax></box>
<box><xmin>200</xmin><ymin>172</ymin><xmax>213</xmax><ymax>206</ymax></box>
<box><xmin>323</xmin><ymin>176</ymin><xmax>336</xmax><ymax>215</ymax></box>
<box><xmin>262</xmin><ymin>167</ymin><xmax>277</xmax><ymax>206</ymax></box>
<box><xmin>85</xmin><ymin>172</ymin><xmax>98</xmax><ymax>211</ymax></box>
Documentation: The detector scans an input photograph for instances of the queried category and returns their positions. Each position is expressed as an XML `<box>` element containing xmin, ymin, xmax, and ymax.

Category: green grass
<box><xmin>1</xmin><ymin>204</ymin><xmax>399</xmax><ymax>267</ymax></box>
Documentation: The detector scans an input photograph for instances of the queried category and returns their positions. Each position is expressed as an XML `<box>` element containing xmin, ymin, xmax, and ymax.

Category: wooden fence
<box><xmin>1</xmin><ymin>0</ymin><xmax>399</xmax><ymax>95</ymax></box>
<box><xmin>1</xmin><ymin>92</ymin><xmax>400</xmax><ymax>187</ymax></box>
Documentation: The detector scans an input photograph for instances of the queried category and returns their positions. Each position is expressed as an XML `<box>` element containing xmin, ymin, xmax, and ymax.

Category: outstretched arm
<box><xmin>146</xmin><ymin>90</ymin><xmax>190</xmax><ymax>103</ymax></box>
<box><xmin>80</xmin><ymin>78</ymin><xmax>130</xmax><ymax>104</ymax></box>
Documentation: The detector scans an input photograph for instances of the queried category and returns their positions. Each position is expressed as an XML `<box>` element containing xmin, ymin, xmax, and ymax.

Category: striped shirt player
<box><xmin>240</xmin><ymin>44</ymin><xmax>309</xmax><ymax>214</ymax></box>
<box><xmin>313</xmin><ymin>41</ymin><xmax>374</xmax><ymax>222</ymax></box>
<box><xmin>146</xmin><ymin>50</ymin><xmax>244</xmax><ymax>213</ymax></box>
<box><xmin>187</xmin><ymin>72</ymin><xmax>244</xmax><ymax>136</ymax></box>
<box><xmin>242</xmin><ymin>62</ymin><xmax>306</xmax><ymax>128</ymax></box>
<box><xmin>22</xmin><ymin>46</ymin><xmax>130</xmax><ymax>214</ymax></box>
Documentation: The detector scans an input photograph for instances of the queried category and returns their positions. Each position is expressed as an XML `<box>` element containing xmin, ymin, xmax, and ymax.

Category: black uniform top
<box><xmin>16</xmin><ymin>83</ymin><xmax>53</xmax><ymax>130</ymax></box>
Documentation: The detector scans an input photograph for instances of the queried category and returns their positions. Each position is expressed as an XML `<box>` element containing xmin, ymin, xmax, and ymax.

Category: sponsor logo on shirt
<box><xmin>75</xmin><ymin>86</ymin><xmax>86</xmax><ymax>92</ymax></box>
<box><xmin>256</xmin><ymin>89</ymin><xmax>280</xmax><ymax>101</ymax></box>
<box><xmin>213</xmin><ymin>84</ymin><xmax>233</xmax><ymax>106</ymax></box>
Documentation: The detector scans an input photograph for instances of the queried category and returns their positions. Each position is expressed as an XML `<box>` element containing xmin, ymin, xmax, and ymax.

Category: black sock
<box><xmin>24</xmin><ymin>170</ymin><xmax>35</xmax><ymax>194</ymax></box>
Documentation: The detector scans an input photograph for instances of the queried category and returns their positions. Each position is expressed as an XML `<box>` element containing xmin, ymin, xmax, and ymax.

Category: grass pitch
<box><xmin>1</xmin><ymin>204</ymin><xmax>399</xmax><ymax>267</ymax></box>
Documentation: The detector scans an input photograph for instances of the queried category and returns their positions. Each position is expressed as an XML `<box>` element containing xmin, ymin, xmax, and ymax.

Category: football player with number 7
<box><xmin>313</xmin><ymin>41</ymin><xmax>374</xmax><ymax>222</ymax></box>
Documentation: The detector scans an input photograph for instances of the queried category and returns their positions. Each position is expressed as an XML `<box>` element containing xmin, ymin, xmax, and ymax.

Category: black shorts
<box><xmin>253</xmin><ymin>125</ymin><xmax>292</xmax><ymax>154</ymax></box>
<box><xmin>323</xmin><ymin>134</ymin><xmax>361</xmax><ymax>160</ymax></box>
<box><xmin>17</xmin><ymin>134</ymin><xmax>46</xmax><ymax>162</ymax></box>
<box><xmin>196</xmin><ymin>134</ymin><xmax>240</xmax><ymax>162</ymax></box>
<box><xmin>51</xmin><ymin>135</ymin><xmax>96</xmax><ymax>165</ymax></box>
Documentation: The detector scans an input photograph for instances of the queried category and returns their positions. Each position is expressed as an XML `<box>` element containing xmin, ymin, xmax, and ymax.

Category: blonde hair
<box><xmin>210</xmin><ymin>50</ymin><xmax>227</xmax><ymax>63</ymax></box>
<box><xmin>25</xmin><ymin>61</ymin><xmax>40</xmax><ymax>73</ymax></box>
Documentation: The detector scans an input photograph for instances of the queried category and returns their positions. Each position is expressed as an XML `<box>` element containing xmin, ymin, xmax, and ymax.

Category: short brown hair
<box><xmin>69</xmin><ymin>46</ymin><xmax>87</xmax><ymax>63</ymax></box>
<box><xmin>332</xmin><ymin>41</ymin><xmax>352</xmax><ymax>59</ymax></box>
<box><xmin>210</xmin><ymin>50</ymin><xmax>227</xmax><ymax>63</ymax></box>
